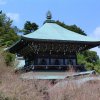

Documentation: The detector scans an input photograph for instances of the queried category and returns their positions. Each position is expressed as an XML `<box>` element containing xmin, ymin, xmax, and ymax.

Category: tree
<box><xmin>23</xmin><ymin>21</ymin><xmax>38</xmax><ymax>35</ymax></box>
<box><xmin>0</xmin><ymin>11</ymin><xmax>19</xmax><ymax>47</ymax></box>
<box><xmin>81</xmin><ymin>50</ymin><xmax>99</xmax><ymax>64</ymax></box>
<box><xmin>55</xmin><ymin>20</ymin><xmax>100</xmax><ymax>72</ymax></box>
<box><xmin>56</xmin><ymin>20</ymin><xmax>86</xmax><ymax>36</ymax></box>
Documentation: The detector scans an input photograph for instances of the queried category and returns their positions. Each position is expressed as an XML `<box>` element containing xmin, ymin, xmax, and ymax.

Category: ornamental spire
<box><xmin>46</xmin><ymin>11</ymin><xmax>52</xmax><ymax>20</ymax></box>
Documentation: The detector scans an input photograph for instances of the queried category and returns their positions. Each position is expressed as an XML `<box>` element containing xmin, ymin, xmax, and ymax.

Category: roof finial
<box><xmin>46</xmin><ymin>11</ymin><xmax>52</xmax><ymax>20</ymax></box>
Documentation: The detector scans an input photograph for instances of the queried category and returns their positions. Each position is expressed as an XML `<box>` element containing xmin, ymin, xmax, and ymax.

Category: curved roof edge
<box><xmin>22</xmin><ymin>22</ymin><xmax>100</xmax><ymax>43</ymax></box>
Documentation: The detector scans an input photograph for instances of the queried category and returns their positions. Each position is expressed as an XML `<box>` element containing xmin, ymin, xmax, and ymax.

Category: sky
<box><xmin>0</xmin><ymin>0</ymin><xmax>100</xmax><ymax>57</ymax></box>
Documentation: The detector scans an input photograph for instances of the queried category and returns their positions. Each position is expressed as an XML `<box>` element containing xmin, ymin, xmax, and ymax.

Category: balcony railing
<box><xmin>24</xmin><ymin>64</ymin><xmax>85</xmax><ymax>72</ymax></box>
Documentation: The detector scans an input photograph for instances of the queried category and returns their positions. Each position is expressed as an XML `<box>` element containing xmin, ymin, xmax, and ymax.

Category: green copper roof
<box><xmin>23</xmin><ymin>23</ymin><xmax>100</xmax><ymax>42</ymax></box>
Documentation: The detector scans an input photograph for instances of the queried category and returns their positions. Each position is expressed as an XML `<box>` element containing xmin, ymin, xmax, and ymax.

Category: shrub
<box><xmin>85</xmin><ymin>62</ymin><xmax>94</xmax><ymax>70</ymax></box>
<box><xmin>94</xmin><ymin>65</ymin><xmax>100</xmax><ymax>74</ymax></box>
<box><xmin>3</xmin><ymin>51</ymin><xmax>15</xmax><ymax>67</ymax></box>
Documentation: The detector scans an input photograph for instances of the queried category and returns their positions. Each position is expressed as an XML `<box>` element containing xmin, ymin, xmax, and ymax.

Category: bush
<box><xmin>77</xmin><ymin>53</ymin><xmax>100</xmax><ymax>73</ymax></box>
<box><xmin>85</xmin><ymin>62</ymin><xmax>94</xmax><ymax>70</ymax></box>
<box><xmin>3</xmin><ymin>51</ymin><xmax>15</xmax><ymax>67</ymax></box>
<box><xmin>94</xmin><ymin>65</ymin><xmax>100</xmax><ymax>74</ymax></box>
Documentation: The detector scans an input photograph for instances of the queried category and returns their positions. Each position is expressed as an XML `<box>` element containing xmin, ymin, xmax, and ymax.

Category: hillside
<box><xmin>0</xmin><ymin>50</ymin><xmax>100</xmax><ymax>100</ymax></box>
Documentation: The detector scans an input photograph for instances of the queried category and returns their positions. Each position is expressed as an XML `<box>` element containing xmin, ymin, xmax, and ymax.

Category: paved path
<box><xmin>20</xmin><ymin>70</ymin><xmax>95</xmax><ymax>80</ymax></box>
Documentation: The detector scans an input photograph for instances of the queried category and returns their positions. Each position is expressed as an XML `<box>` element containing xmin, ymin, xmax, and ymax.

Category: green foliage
<box><xmin>3</xmin><ymin>51</ymin><xmax>15</xmax><ymax>66</ymax></box>
<box><xmin>78</xmin><ymin>51</ymin><xmax>100</xmax><ymax>73</ymax></box>
<box><xmin>93</xmin><ymin>59</ymin><xmax>100</xmax><ymax>73</ymax></box>
<box><xmin>0</xmin><ymin>11</ymin><xmax>19</xmax><ymax>67</ymax></box>
<box><xmin>81</xmin><ymin>50</ymin><xmax>99</xmax><ymax>64</ymax></box>
<box><xmin>23</xmin><ymin>21</ymin><xmax>38</xmax><ymax>35</ymax></box>
<box><xmin>56</xmin><ymin>20</ymin><xmax>86</xmax><ymax>36</ymax></box>
<box><xmin>94</xmin><ymin>65</ymin><xmax>100</xmax><ymax>73</ymax></box>
<box><xmin>0</xmin><ymin>12</ymin><xmax>19</xmax><ymax>47</ymax></box>
<box><xmin>77</xmin><ymin>53</ymin><xmax>86</xmax><ymax>65</ymax></box>
<box><xmin>85</xmin><ymin>62</ymin><xmax>94</xmax><ymax>70</ymax></box>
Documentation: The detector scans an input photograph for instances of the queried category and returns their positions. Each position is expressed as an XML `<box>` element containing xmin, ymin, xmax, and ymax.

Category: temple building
<box><xmin>8</xmin><ymin>12</ymin><xmax>100</xmax><ymax>71</ymax></box>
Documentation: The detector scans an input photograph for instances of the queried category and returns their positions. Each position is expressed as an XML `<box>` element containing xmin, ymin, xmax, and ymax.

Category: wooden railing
<box><xmin>24</xmin><ymin>64</ymin><xmax>85</xmax><ymax>72</ymax></box>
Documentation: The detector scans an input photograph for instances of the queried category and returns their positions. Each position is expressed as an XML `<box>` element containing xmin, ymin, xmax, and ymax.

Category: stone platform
<box><xmin>20</xmin><ymin>70</ymin><xmax>95</xmax><ymax>80</ymax></box>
